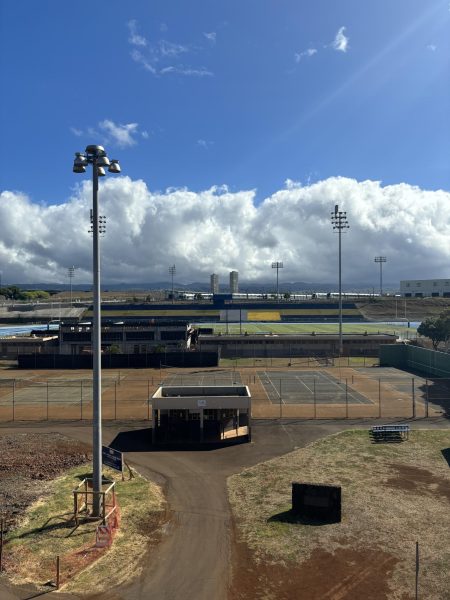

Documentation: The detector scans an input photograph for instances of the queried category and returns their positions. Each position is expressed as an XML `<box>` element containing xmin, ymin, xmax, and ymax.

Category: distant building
<box><xmin>230</xmin><ymin>271</ymin><xmax>239</xmax><ymax>293</ymax></box>
<box><xmin>210</xmin><ymin>273</ymin><xmax>219</xmax><ymax>294</ymax></box>
<box><xmin>59</xmin><ymin>320</ymin><xmax>194</xmax><ymax>355</ymax></box>
<box><xmin>400</xmin><ymin>279</ymin><xmax>450</xmax><ymax>298</ymax></box>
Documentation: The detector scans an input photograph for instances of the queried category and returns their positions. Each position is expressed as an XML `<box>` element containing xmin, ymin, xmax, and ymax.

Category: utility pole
<box><xmin>331</xmin><ymin>205</ymin><xmax>349</xmax><ymax>357</ymax></box>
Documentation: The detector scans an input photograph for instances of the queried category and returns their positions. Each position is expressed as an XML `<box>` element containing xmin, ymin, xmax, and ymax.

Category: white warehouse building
<box><xmin>400</xmin><ymin>279</ymin><xmax>450</xmax><ymax>298</ymax></box>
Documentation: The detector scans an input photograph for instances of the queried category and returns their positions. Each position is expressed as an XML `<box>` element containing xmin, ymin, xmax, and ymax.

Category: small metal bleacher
<box><xmin>371</xmin><ymin>424</ymin><xmax>410</xmax><ymax>443</ymax></box>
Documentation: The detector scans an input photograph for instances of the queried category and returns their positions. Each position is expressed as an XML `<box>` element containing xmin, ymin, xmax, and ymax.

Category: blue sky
<box><xmin>0</xmin><ymin>1</ymin><xmax>449</xmax><ymax>285</ymax></box>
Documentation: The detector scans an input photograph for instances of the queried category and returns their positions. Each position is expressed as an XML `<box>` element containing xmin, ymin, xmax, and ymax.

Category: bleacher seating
<box><xmin>370</xmin><ymin>424</ymin><xmax>410</xmax><ymax>443</ymax></box>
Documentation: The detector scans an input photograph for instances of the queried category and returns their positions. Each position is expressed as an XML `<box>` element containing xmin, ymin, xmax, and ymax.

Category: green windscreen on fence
<box><xmin>380</xmin><ymin>345</ymin><xmax>450</xmax><ymax>377</ymax></box>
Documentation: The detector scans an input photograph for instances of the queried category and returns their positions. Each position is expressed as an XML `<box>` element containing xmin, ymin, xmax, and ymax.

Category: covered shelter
<box><xmin>151</xmin><ymin>385</ymin><xmax>251</xmax><ymax>444</ymax></box>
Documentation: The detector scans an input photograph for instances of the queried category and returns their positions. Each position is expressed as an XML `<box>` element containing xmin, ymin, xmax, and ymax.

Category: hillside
<box><xmin>357</xmin><ymin>297</ymin><xmax>450</xmax><ymax>321</ymax></box>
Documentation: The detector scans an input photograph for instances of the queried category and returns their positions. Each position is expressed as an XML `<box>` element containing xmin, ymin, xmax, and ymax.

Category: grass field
<box><xmin>228</xmin><ymin>429</ymin><xmax>450</xmax><ymax>600</ymax></box>
<box><xmin>198</xmin><ymin>322</ymin><xmax>418</xmax><ymax>337</ymax></box>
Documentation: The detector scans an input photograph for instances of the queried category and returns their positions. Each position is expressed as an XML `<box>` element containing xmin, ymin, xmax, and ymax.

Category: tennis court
<box><xmin>161</xmin><ymin>369</ymin><xmax>243</xmax><ymax>386</ymax></box>
<box><xmin>257</xmin><ymin>370</ymin><xmax>372</xmax><ymax>405</ymax></box>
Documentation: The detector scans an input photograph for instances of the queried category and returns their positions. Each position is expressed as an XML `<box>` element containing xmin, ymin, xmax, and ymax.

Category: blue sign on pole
<box><xmin>102</xmin><ymin>445</ymin><xmax>123</xmax><ymax>472</ymax></box>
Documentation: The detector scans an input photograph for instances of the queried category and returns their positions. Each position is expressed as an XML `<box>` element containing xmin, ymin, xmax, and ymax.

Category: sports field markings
<box><xmin>294</xmin><ymin>375</ymin><xmax>314</xmax><ymax>394</ymax></box>
<box><xmin>263</xmin><ymin>371</ymin><xmax>283</xmax><ymax>403</ymax></box>
<box><xmin>318</xmin><ymin>370</ymin><xmax>369</xmax><ymax>404</ymax></box>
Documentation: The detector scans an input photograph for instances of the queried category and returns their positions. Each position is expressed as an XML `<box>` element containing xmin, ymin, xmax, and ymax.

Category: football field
<box><xmin>198</xmin><ymin>321</ymin><xmax>417</xmax><ymax>337</ymax></box>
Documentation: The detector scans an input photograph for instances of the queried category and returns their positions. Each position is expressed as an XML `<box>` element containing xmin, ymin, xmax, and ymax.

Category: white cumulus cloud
<box><xmin>332</xmin><ymin>27</ymin><xmax>349</xmax><ymax>52</ymax></box>
<box><xmin>0</xmin><ymin>177</ymin><xmax>449</xmax><ymax>286</ymax></box>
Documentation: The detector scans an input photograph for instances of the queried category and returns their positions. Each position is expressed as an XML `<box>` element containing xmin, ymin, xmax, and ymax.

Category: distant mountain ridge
<box><xmin>8</xmin><ymin>281</ymin><xmax>398</xmax><ymax>293</ymax></box>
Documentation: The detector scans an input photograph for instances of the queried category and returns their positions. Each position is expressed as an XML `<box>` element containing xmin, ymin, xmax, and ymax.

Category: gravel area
<box><xmin>0</xmin><ymin>433</ymin><xmax>91</xmax><ymax>529</ymax></box>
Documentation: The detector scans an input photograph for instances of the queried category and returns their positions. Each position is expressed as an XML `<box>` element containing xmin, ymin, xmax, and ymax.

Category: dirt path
<box><xmin>1</xmin><ymin>417</ymin><xmax>448</xmax><ymax>600</ymax></box>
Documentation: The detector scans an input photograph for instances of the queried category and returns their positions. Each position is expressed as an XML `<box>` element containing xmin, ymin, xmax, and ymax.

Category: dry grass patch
<box><xmin>4</xmin><ymin>464</ymin><xmax>166</xmax><ymax>593</ymax></box>
<box><xmin>228</xmin><ymin>430</ymin><xmax>450</xmax><ymax>600</ymax></box>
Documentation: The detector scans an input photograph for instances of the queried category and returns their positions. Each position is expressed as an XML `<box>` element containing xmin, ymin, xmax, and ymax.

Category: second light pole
<box><xmin>374</xmin><ymin>256</ymin><xmax>387</xmax><ymax>297</ymax></box>
<box><xmin>331</xmin><ymin>205</ymin><xmax>349</xmax><ymax>357</ymax></box>
<box><xmin>169</xmin><ymin>265</ymin><xmax>176</xmax><ymax>304</ymax></box>
<box><xmin>271</xmin><ymin>261</ymin><xmax>283</xmax><ymax>300</ymax></box>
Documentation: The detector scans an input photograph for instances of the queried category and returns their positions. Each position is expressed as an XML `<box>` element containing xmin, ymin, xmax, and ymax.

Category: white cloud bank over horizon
<box><xmin>0</xmin><ymin>177</ymin><xmax>449</xmax><ymax>287</ymax></box>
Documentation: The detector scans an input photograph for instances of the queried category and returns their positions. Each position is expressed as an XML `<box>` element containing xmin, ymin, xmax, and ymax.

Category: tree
<box><xmin>417</xmin><ymin>313</ymin><xmax>450</xmax><ymax>350</ymax></box>
<box><xmin>283</xmin><ymin>292</ymin><xmax>291</xmax><ymax>300</ymax></box>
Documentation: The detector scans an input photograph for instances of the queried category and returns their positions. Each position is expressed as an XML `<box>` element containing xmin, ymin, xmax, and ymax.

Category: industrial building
<box><xmin>400</xmin><ymin>279</ymin><xmax>450</xmax><ymax>298</ymax></box>
<box><xmin>152</xmin><ymin>385</ymin><xmax>251</xmax><ymax>444</ymax></box>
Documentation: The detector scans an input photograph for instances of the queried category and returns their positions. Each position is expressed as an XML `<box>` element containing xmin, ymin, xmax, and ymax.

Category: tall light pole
<box><xmin>271</xmin><ymin>261</ymin><xmax>283</xmax><ymax>300</ymax></box>
<box><xmin>374</xmin><ymin>256</ymin><xmax>387</xmax><ymax>297</ymax></box>
<box><xmin>169</xmin><ymin>265</ymin><xmax>176</xmax><ymax>304</ymax></box>
<box><xmin>73</xmin><ymin>145</ymin><xmax>121</xmax><ymax>517</ymax></box>
<box><xmin>67</xmin><ymin>266</ymin><xmax>76</xmax><ymax>306</ymax></box>
<box><xmin>331</xmin><ymin>205</ymin><xmax>349</xmax><ymax>357</ymax></box>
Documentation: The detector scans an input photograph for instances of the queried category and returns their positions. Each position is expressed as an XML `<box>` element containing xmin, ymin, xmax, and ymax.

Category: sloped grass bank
<box><xmin>228</xmin><ymin>430</ymin><xmax>450</xmax><ymax>600</ymax></box>
<box><xmin>4</xmin><ymin>464</ymin><xmax>166</xmax><ymax>593</ymax></box>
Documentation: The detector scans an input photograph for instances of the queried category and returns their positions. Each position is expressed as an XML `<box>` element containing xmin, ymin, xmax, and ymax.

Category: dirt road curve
<box><xmin>1</xmin><ymin>418</ymin><xmax>448</xmax><ymax>600</ymax></box>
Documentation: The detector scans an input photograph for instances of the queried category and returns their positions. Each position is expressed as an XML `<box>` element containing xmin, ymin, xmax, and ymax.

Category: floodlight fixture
<box><xmin>108</xmin><ymin>160</ymin><xmax>121</xmax><ymax>174</ymax></box>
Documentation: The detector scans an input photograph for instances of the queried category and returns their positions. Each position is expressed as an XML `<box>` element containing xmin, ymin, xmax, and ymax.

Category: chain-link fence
<box><xmin>0</xmin><ymin>368</ymin><xmax>448</xmax><ymax>422</ymax></box>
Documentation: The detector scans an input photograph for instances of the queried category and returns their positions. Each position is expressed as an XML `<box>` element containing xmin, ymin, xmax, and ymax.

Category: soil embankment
<box><xmin>357</xmin><ymin>297</ymin><xmax>450</xmax><ymax>321</ymax></box>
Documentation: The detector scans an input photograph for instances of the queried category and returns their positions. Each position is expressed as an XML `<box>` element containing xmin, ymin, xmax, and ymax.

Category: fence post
<box><xmin>80</xmin><ymin>380</ymin><xmax>83</xmax><ymax>420</ymax></box>
<box><xmin>425</xmin><ymin>379</ymin><xmax>429</xmax><ymax>418</ymax></box>
<box><xmin>12</xmin><ymin>380</ymin><xmax>15</xmax><ymax>421</ymax></box>
<box><xmin>0</xmin><ymin>517</ymin><xmax>4</xmax><ymax>572</ymax></box>
<box><xmin>279</xmin><ymin>379</ymin><xmax>282</xmax><ymax>419</ymax></box>
<box><xmin>46</xmin><ymin>381</ymin><xmax>49</xmax><ymax>421</ymax></box>
<box><xmin>313</xmin><ymin>377</ymin><xmax>317</xmax><ymax>419</ymax></box>
<box><xmin>345</xmin><ymin>378</ymin><xmax>348</xmax><ymax>418</ymax></box>
<box><xmin>412</xmin><ymin>378</ymin><xmax>416</xmax><ymax>418</ymax></box>
<box><xmin>56</xmin><ymin>555</ymin><xmax>60</xmax><ymax>589</ymax></box>
<box><xmin>114</xmin><ymin>382</ymin><xmax>117</xmax><ymax>420</ymax></box>
<box><xmin>147</xmin><ymin>380</ymin><xmax>150</xmax><ymax>420</ymax></box>
<box><xmin>415</xmin><ymin>541</ymin><xmax>419</xmax><ymax>600</ymax></box>
<box><xmin>378</xmin><ymin>378</ymin><xmax>381</xmax><ymax>418</ymax></box>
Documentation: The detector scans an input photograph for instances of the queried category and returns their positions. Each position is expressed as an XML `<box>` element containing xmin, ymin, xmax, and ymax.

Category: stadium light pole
<box><xmin>374</xmin><ymin>256</ymin><xmax>387</xmax><ymax>297</ymax></box>
<box><xmin>169</xmin><ymin>265</ymin><xmax>176</xmax><ymax>304</ymax></box>
<box><xmin>331</xmin><ymin>205</ymin><xmax>349</xmax><ymax>357</ymax></box>
<box><xmin>73</xmin><ymin>145</ymin><xmax>121</xmax><ymax>517</ymax></box>
<box><xmin>67</xmin><ymin>266</ymin><xmax>76</xmax><ymax>306</ymax></box>
<box><xmin>271</xmin><ymin>261</ymin><xmax>283</xmax><ymax>300</ymax></box>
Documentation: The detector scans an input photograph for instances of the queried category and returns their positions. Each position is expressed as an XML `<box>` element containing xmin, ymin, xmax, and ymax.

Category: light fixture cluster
<box><xmin>89</xmin><ymin>210</ymin><xmax>106</xmax><ymax>236</ymax></box>
<box><xmin>331</xmin><ymin>205</ymin><xmax>349</xmax><ymax>231</ymax></box>
<box><xmin>73</xmin><ymin>144</ymin><xmax>121</xmax><ymax>175</ymax></box>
